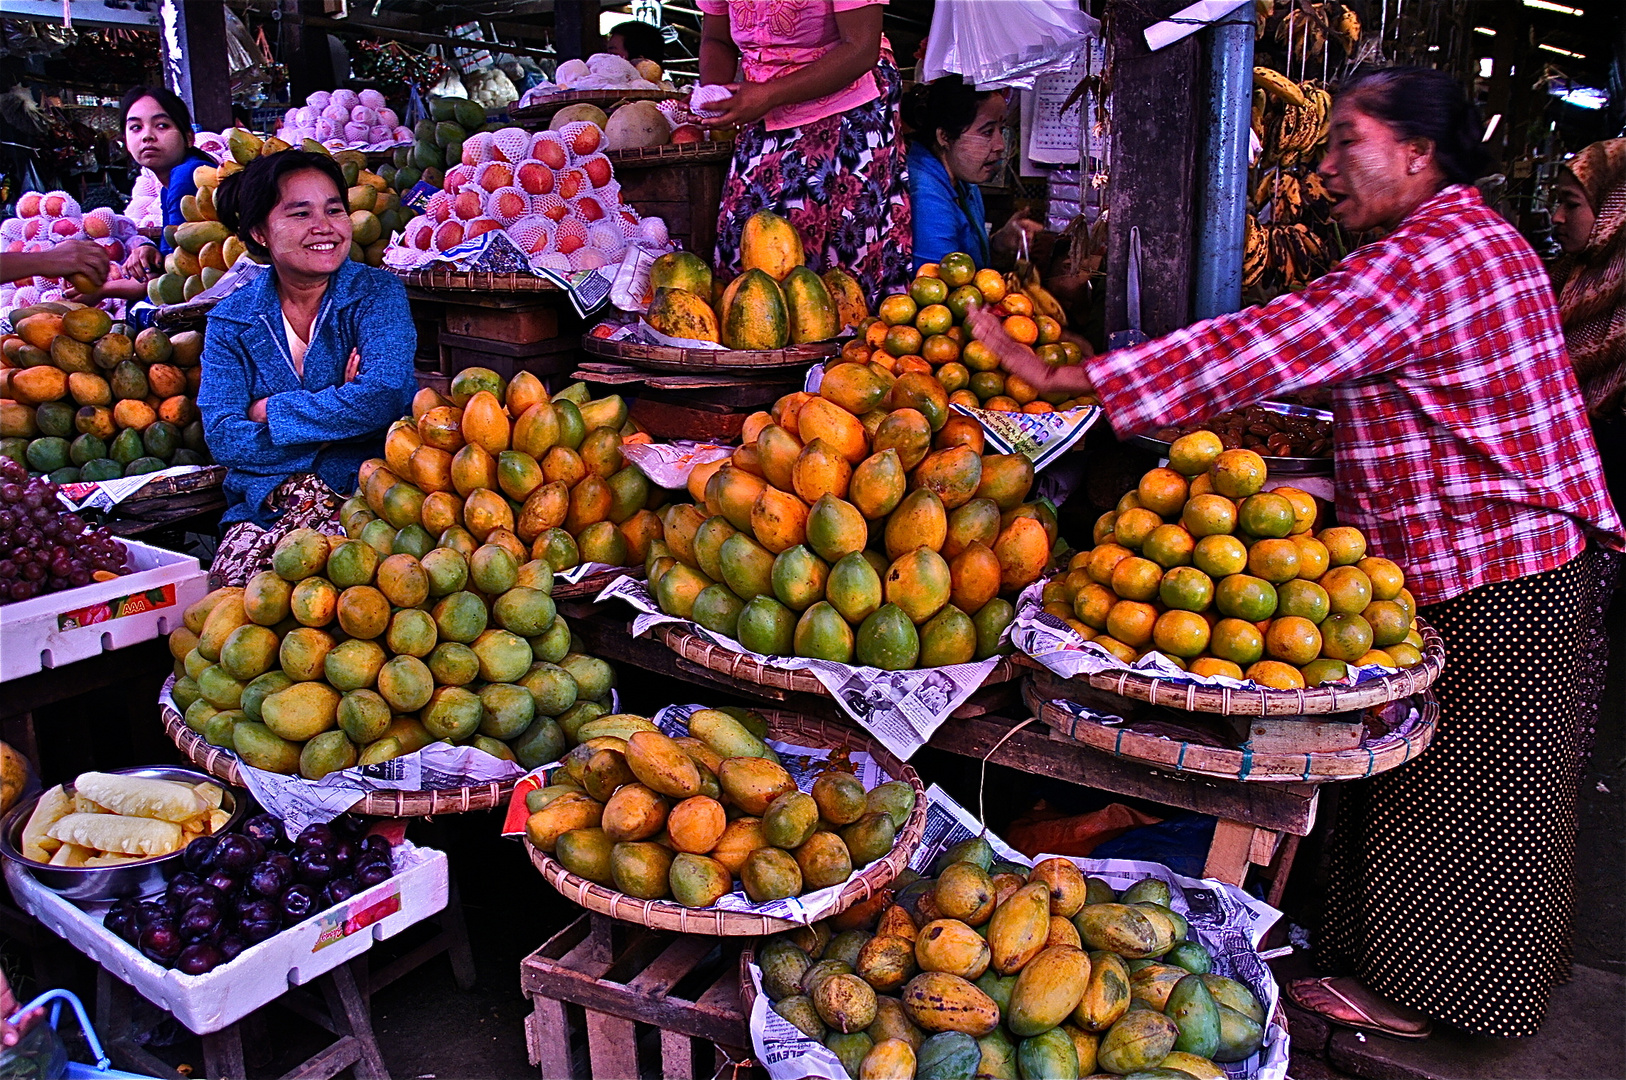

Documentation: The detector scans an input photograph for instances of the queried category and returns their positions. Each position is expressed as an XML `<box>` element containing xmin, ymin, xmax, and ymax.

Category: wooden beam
<box><xmin>1105</xmin><ymin>0</ymin><xmax>1201</xmax><ymax>336</ymax></box>
<box><xmin>159</xmin><ymin>1</ymin><xmax>234</xmax><ymax>133</ymax></box>
<box><xmin>284</xmin><ymin>0</ymin><xmax>340</xmax><ymax>105</ymax></box>
<box><xmin>554</xmin><ymin>0</ymin><xmax>600</xmax><ymax>62</ymax></box>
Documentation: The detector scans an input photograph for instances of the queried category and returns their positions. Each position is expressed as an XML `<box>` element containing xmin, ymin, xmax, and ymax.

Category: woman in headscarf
<box><xmin>1551</xmin><ymin>138</ymin><xmax>1626</xmax><ymax>511</ymax></box>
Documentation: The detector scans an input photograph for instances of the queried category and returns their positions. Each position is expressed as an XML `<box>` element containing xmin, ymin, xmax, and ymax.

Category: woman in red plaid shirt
<box><xmin>974</xmin><ymin>68</ymin><xmax>1621</xmax><ymax>1040</ymax></box>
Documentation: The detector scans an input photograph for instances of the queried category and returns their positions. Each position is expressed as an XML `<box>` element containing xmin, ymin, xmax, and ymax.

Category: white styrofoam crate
<box><xmin>0</xmin><ymin>538</ymin><xmax>208</xmax><ymax>681</ymax></box>
<box><xmin>4</xmin><ymin>842</ymin><xmax>448</xmax><ymax>1034</ymax></box>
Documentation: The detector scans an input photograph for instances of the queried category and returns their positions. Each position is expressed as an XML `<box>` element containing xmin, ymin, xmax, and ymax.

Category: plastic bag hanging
<box><xmin>920</xmin><ymin>0</ymin><xmax>1101</xmax><ymax>90</ymax></box>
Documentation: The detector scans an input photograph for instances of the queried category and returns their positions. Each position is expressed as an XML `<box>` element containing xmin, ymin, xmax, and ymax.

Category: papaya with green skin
<box><xmin>649</xmin><ymin>251</ymin><xmax>713</xmax><ymax>298</ymax></box>
<box><xmin>781</xmin><ymin>265</ymin><xmax>839</xmax><ymax>344</ymax></box>
<box><xmin>739</xmin><ymin>209</ymin><xmax>806</xmax><ymax>282</ymax></box>
<box><xmin>719</xmin><ymin>269</ymin><xmax>789</xmax><ymax>350</ymax></box>
<box><xmin>1165</xmin><ymin>973</ymin><xmax>1222</xmax><ymax>1059</ymax></box>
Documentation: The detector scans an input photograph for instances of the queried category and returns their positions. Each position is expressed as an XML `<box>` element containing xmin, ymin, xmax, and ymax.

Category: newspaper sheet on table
<box><xmin>619</xmin><ymin>440</ymin><xmax>734</xmax><ymax>490</ymax></box>
<box><xmin>602</xmin><ymin>319</ymin><xmax>727</xmax><ymax>350</ymax></box>
<box><xmin>500</xmin><ymin>703</ymin><xmax>897</xmax><ymax>925</ymax></box>
<box><xmin>801</xmin><ymin>365</ymin><xmax>1098</xmax><ymax>469</ymax></box>
<box><xmin>598</xmin><ymin>576</ymin><xmax>1001</xmax><ymax>761</ymax></box>
<box><xmin>161</xmin><ymin>681</ymin><xmax>528</xmax><ymax>835</ymax></box>
<box><xmin>1012</xmin><ymin>576</ymin><xmax>1404</xmax><ymax>691</ymax></box>
<box><xmin>56</xmin><ymin>465</ymin><xmax>218</xmax><ymax>514</ymax></box>
<box><xmin>382</xmin><ymin>230</ymin><xmax>615</xmax><ymax>317</ymax></box>
<box><xmin>748</xmin><ymin>784</ymin><xmax>1289</xmax><ymax>1080</ymax></box>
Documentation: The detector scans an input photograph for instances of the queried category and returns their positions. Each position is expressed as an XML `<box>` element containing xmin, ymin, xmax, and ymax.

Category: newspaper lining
<box><xmin>748</xmin><ymin>784</ymin><xmax>1290</xmax><ymax>1080</ymax></box>
<box><xmin>56</xmin><ymin>465</ymin><xmax>215</xmax><ymax>514</ymax></box>
<box><xmin>596</xmin><ymin>575</ymin><xmax>1003</xmax><ymax>761</ymax></box>
<box><xmin>619</xmin><ymin>440</ymin><xmax>735</xmax><ymax>490</ymax></box>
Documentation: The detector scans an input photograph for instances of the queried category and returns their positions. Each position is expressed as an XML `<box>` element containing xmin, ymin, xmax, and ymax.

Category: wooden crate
<box><xmin>440</xmin><ymin>332</ymin><xmax>580</xmax><ymax>380</ymax></box>
<box><xmin>443</xmin><ymin>302</ymin><xmax>560</xmax><ymax>343</ymax></box>
<box><xmin>575</xmin><ymin>362</ymin><xmax>800</xmax><ymax>442</ymax></box>
<box><xmin>521</xmin><ymin>914</ymin><xmax>750</xmax><ymax>1080</ymax></box>
<box><xmin>617</xmin><ymin>159</ymin><xmax>728</xmax><ymax>260</ymax></box>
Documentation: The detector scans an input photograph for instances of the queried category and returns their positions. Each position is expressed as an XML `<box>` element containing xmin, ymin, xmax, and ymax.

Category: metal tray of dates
<box><xmin>1132</xmin><ymin>401</ymin><xmax>1335</xmax><ymax>476</ymax></box>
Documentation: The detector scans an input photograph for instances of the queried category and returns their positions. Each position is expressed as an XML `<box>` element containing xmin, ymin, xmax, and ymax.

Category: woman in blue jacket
<box><xmin>200</xmin><ymin>150</ymin><xmax>415</xmax><ymax>530</ymax></box>
<box><xmin>904</xmin><ymin>77</ymin><xmax>1042</xmax><ymax>272</ymax></box>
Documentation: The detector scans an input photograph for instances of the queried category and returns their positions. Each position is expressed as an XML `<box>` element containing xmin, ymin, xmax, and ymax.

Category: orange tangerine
<box><xmin>1353</xmin><ymin>648</ymin><xmax>1396</xmax><ymax>668</ymax></box>
<box><xmin>1143</xmin><ymin>524</ymin><xmax>1196</xmax><ymax>569</ymax></box>
<box><xmin>1114</xmin><ymin>507</ymin><xmax>1162</xmax><ymax>549</ymax></box>
<box><xmin>946</xmin><ymin>284</ymin><xmax>984</xmax><ymax>321</ymax></box>
<box><xmin>1320</xmin><ymin>565</ymin><xmax>1373</xmax><ymax>614</ymax></box>
<box><xmin>1357</xmin><ymin>557</ymin><xmax>1405</xmax><ymax>600</ymax></box>
<box><xmin>1291</xmin><ymin>534</ymin><xmax>1330</xmax><ymax>579</ymax></box>
<box><xmin>1386</xmin><ymin>641</ymin><xmax>1423</xmax><ymax>668</ymax></box>
<box><xmin>1003</xmin><ymin>315</ymin><xmax>1039</xmax><ymax>345</ymax></box>
<box><xmin>1210</xmin><ymin>449</ymin><xmax>1267</xmax><ymax>498</ymax></box>
<box><xmin>1042</xmin><ymin>579</ymin><xmax>1070</xmax><ymax>606</ymax></box>
<box><xmin>1190</xmin><ymin>657</ymin><xmax>1244</xmax><ymax>679</ymax></box>
<box><xmin>972</xmin><ymin>268</ymin><xmax>1006</xmax><ymax>302</ymax></box>
<box><xmin>1245</xmin><ymin>660</ymin><xmax>1306</xmax><ymax>689</ymax></box>
<box><xmin>1067</xmin><ymin>619</ymin><xmax>1095</xmax><ymax>640</ymax></box>
<box><xmin>878</xmin><ymin>294</ymin><xmax>918</xmax><ymax>326</ymax></box>
<box><xmin>865</xmin><ymin>321</ymin><xmax>890</xmax><ymax>348</ymax></box>
<box><xmin>897</xmin><ymin>355</ymin><xmax>932</xmax><ymax>375</ymax></box>
<box><xmin>1158</xmin><ymin>566</ymin><xmax>1214</xmax><ymax>612</ymax></box>
<box><xmin>962</xmin><ymin>341</ymin><xmax>1000</xmax><ymax>373</ymax></box>
<box><xmin>1087</xmin><ymin>543</ymin><xmax>1135</xmax><ymax>585</ymax></box>
<box><xmin>1238</xmin><ymin>493</ymin><xmax>1296</xmax><ymax>539</ymax></box>
<box><xmin>1110</xmin><ymin>556</ymin><xmax>1164</xmax><ymax>602</ymax></box>
<box><xmin>869</xmin><ymin>351</ymin><xmax>899</xmax><ymax>374</ymax></box>
<box><xmin>885</xmin><ymin>325</ymin><xmax>924</xmax><ymax>358</ymax></box>
<box><xmin>1064</xmin><ymin>568</ymin><xmax>1093</xmax><ymax>597</ymax></box>
<box><xmin>1188</xmin><ymin>472</ymin><xmax>1216</xmax><ymax>497</ymax></box>
<box><xmin>1036</xmin><ymin>343</ymin><xmax>1067</xmax><ymax>366</ymax></box>
<box><xmin>1043</xmin><ymin>601</ymin><xmax>1075</xmax><ymax>621</ymax></box>
<box><xmin>1215</xmin><ymin>574</ymin><xmax>1277</xmax><ymax>621</ymax></box>
<box><xmin>948</xmin><ymin>389</ymin><xmax>980</xmax><ymax>410</ymax></box>
<box><xmin>983</xmin><ymin>396</ymin><xmax>1020</xmax><ymax>412</ymax></box>
<box><xmin>841</xmin><ymin>339</ymin><xmax>872</xmax><ymax>364</ymax></box>
<box><xmin>910</xmin><ymin>276</ymin><xmax>949</xmax><ymax>306</ymax></box>
<box><xmin>1167</xmin><ymin>431</ymin><xmax>1225</xmax><ymax>477</ymax></box>
<box><xmin>1274</xmin><ymin>486</ymin><xmax>1318</xmax><ymax>534</ymax></box>
<box><xmin>1005</xmin><ymin>373</ymin><xmax>1039</xmax><ymax>405</ymax></box>
<box><xmin>1404</xmin><ymin>628</ymin><xmax>1424</xmax><ymax>650</ymax></box>
<box><xmin>1265</xmin><ymin>616</ymin><xmax>1322</xmax><ymax>665</ymax></box>
<box><xmin>1300</xmin><ymin>658</ymin><xmax>1349</xmax><ymax>685</ymax></box>
<box><xmin>1247</xmin><ymin>538</ymin><xmax>1301</xmax><ymax>583</ymax></box>
<box><xmin>936</xmin><ymin>361</ymin><xmax>970</xmax><ymax>393</ymax></box>
<box><xmin>938</xmin><ymin>252</ymin><xmax>976</xmax><ymax>287</ymax></box>
<box><xmin>1319</xmin><ymin>612</ymin><xmax>1374</xmax><ymax>662</ymax></box>
<box><xmin>1115</xmin><ymin>493</ymin><xmax>1143</xmax><ymax>516</ymax></box>
<box><xmin>1395</xmin><ymin>587</ymin><xmax>1417</xmax><ymax>622</ymax></box>
<box><xmin>1060</xmin><ymin>341</ymin><xmax>1084</xmax><ymax>364</ymax></box>
<box><xmin>1035</xmin><ymin>315</ymin><xmax>1062</xmax><ymax>345</ymax></box>
<box><xmin>1093</xmin><ymin>511</ymin><xmax>1118</xmax><ymax>545</ymax></box>
<box><xmin>1181</xmin><ymin>493</ymin><xmax>1238</xmax><ymax>537</ymax></box>
<box><xmin>970</xmin><ymin>371</ymin><xmax>1005</xmax><ymax>399</ymax></box>
<box><xmin>1073</xmin><ymin>582</ymin><xmax>1116</xmax><ymax>629</ymax></box>
<box><xmin>1068</xmin><ymin>550</ymin><xmax>1093</xmax><ymax>571</ymax></box>
<box><xmin>1022</xmin><ymin>401</ymin><xmax>1055</xmax><ymax>414</ymax></box>
<box><xmin>917</xmin><ymin>262</ymin><xmax>941</xmax><ymax>279</ymax></box>
<box><xmin>1092</xmin><ymin>635</ymin><xmax>1138</xmax><ymax>663</ymax></box>
<box><xmin>1105</xmin><ymin>600</ymin><xmax>1158</xmax><ymax>648</ymax></box>
<box><xmin>1137</xmin><ymin>468</ymin><xmax>1189</xmax><ymax>517</ymax></box>
<box><xmin>1000</xmin><ymin>293</ymin><xmax>1034</xmax><ymax>317</ymax></box>
<box><xmin>1211</xmin><ymin>618</ymin><xmax>1265</xmax><ymax>666</ymax></box>
<box><xmin>1153</xmin><ymin>609</ymin><xmax>1210</xmax><ymax>658</ymax></box>
<box><xmin>923</xmin><ymin>334</ymin><xmax>961</xmax><ymax>364</ymax></box>
<box><xmin>1363</xmin><ymin>600</ymin><xmax>1410</xmax><ymax>647</ymax></box>
<box><xmin>1193</xmin><ymin>534</ymin><xmax>1249</xmax><ymax>578</ymax></box>
<box><xmin>1318</xmin><ymin>526</ymin><xmax>1366</xmax><ymax>566</ymax></box>
<box><xmin>916</xmin><ymin>303</ymin><xmax>953</xmax><ymax>336</ymax></box>
<box><xmin>1276</xmin><ymin>579</ymin><xmax>1330</xmax><ymax>623</ymax></box>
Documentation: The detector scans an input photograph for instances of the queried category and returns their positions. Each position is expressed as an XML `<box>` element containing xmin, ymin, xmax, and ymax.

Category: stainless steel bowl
<box><xmin>0</xmin><ymin>766</ymin><xmax>247</xmax><ymax>903</ymax></box>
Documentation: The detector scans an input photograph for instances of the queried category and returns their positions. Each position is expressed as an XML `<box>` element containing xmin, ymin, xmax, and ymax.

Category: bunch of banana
<box><xmin>1253</xmin><ymin>66</ymin><xmax>1306</xmax><ymax>108</ymax></box>
<box><xmin>1005</xmin><ymin>266</ymin><xmax>1069</xmax><ymax>327</ymax></box>
<box><xmin>1243</xmin><ymin>213</ymin><xmax>1269</xmax><ymax>288</ymax></box>
<box><xmin>1252</xmin><ymin>89</ymin><xmax>1268</xmax><ymax>142</ymax></box>
<box><xmin>1333</xmin><ymin>6</ymin><xmax>1361</xmax><ymax>52</ymax></box>
<box><xmin>1269</xmin><ymin>172</ymin><xmax>1304</xmax><ymax>225</ymax></box>
<box><xmin>1266</xmin><ymin>82</ymin><xmax>1331</xmax><ymax>167</ymax></box>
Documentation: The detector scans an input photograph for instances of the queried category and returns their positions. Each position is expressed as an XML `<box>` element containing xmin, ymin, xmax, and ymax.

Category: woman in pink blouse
<box><xmin>699</xmin><ymin>0</ymin><xmax>911</xmax><ymax>305</ymax></box>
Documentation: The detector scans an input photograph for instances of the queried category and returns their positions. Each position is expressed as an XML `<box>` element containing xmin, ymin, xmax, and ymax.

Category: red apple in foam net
<box><xmin>516</xmin><ymin>162</ymin><xmax>555</xmax><ymax>196</ymax></box>
<box><xmin>671</xmin><ymin>124</ymin><xmax>703</xmax><ymax>145</ymax></box>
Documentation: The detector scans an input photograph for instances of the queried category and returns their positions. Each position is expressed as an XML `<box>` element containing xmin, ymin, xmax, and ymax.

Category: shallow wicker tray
<box><xmin>1022</xmin><ymin>680</ymin><xmax>1439</xmax><ymax>782</ymax></box>
<box><xmin>604</xmin><ymin>141</ymin><xmax>734</xmax><ymax>168</ymax></box>
<box><xmin>509</xmin><ymin>88</ymin><xmax>684</xmax><ymax>122</ymax></box>
<box><xmin>552</xmin><ymin>564</ymin><xmax>642</xmax><ymax>601</ymax></box>
<box><xmin>582</xmin><ymin>334</ymin><xmax>838</xmax><ymax>373</ymax></box>
<box><xmin>160</xmin><ymin>690</ymin><xmax>516</xmax><ymax>817</ymax></box>
<box><xmin>1023</xmin><ymin>616</ymin><xmax>1444</xmax><ymax>717</ymax></box>
<box><xmin>391</xmin><ymin>267</ymin><xmax>561</xmax><ymax>293</ymax></box>
<box><xmin>525</xmin><ymin>710</ymin><xmax>926</xmax><ymax>935</ymax></box>
<box><xmin>655</xmin><ymin>623</ymin><xmax>1021</xmax><ymax>697</ymax></box>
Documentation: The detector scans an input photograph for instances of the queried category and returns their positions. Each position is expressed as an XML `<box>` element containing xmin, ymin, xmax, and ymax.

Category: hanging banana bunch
<box><xmin>1243</xmin><ymin>214</ymin><xmax>1269</xmax><ymax>288</ymax></box>
<box><xmin>1004</xmin><ymin>268</ymin><xmax>1070</xmax><ymax>328</ymax></box>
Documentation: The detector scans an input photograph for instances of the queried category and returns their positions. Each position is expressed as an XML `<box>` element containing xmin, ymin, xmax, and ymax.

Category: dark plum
<box><xmin>332</xmin><ymin>840</ymin><xmax>356</xmax><ymax>873</ymax></box>
<box><xmin>182</xmin><ymin>835</ymin><xmax>219</xmax><ymax>873</ymax></box>
<box><xmin>204</xmin><ymin>870</ymin><xmax>237</xmax><ymax>895</ymax></box>
<box><xmin>280</xmin><ymin>884</ymin><xmax>317</xmax><ymax>922</ymax></box>
<box><xmin>211</xmin><ymin>834</ymin><xmax>258</xmax><ymax>872</ymax></box>
<box><xmin>139</xmin><ymin>923</ymin><xmax>181</xmax><ymax>962</ymax></box>
<box><xmin>177</xmin><ymin>943</ymin><xmax>223</xmax><ymax>976</ymax></box>
<box><xmin>179</xmin><ymin>905</ymin><xmax>221</xmax><ymax>943</ymax></box>
<box><xmin>218</xmin><ymin>934</ymin><xmax>247</xmax><ymax>962</ymax></box>
<box><xmin>353</xmin><ymin>860</ymin><xmax>393</xmax><ymax>888</ymax></box>
<box><xmin>329</xmin><ymin>815</ymin><xmax>367</xmax><ymax>841</ymax></box>
<box><xmin>293</xmin><ymin>849</ymin><xmax>337</xmax><ymax>885</ymax></box>
<box><xmin>242</xmin><ymin>814</ymin><xmax>285</xmax><ymax>846</ymax></box>
<box><xmin>161</xmin><ymin>891</ymin><xmax>187</xmax><ymax>919</ymax></box>
<box><xmin>247</xmin><ymin>860</ymin><xmax>289</xmax><ymax>897</ymax></box>
<box><xmin>322</xmin><ymin>877</ymin><xmax>358</xmax><ymax>906</ymax></box>
<box><xmin>359</xmin><ymin>835</ymin><xmax>390</xmax><ymax>858</ymax></box>
<box><xmin>295</xmin><ymin>823</ymin><xmax>336</xmax><ymax>854</ymax></box>
<box><xmin>263</xmin><ymin>851</ymin><xmax>294</xmax><ymax>876</ymax></box>
<box><xmin>236</xmin><ymin>897</ymin><xmax>277</xmax><ymax>926</ymax></box>
<box><xmin>240</xmin><ymin>918</ymin><xmax>280</xmax><ymax>944</ymax></box>
<box><xmin>135</xmin><ymin>901</ymin><xmax>169</xmax><ymax>928</ymax></box>
<box><xmin>104</xmin><ymin>903</ymin><xmax>141</xmax><ymax>945</ymax></box>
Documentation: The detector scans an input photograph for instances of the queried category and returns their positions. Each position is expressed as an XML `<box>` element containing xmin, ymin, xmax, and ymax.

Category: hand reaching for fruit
<box><xmin>965</xmin><ymin>307</ymin><xmax>1096</xmax><ymax>398</ymax></box>
<box><xmin>699</xmin><ymin>81</ymin><xmax>778</xmax><ymax>128</ymax></box>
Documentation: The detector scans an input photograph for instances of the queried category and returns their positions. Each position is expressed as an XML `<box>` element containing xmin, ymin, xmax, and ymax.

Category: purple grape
<box><xmin>177</xmin><ymin>942</ymin><xmax>223</xmax><ymax>976</ymax></box>
<box><xmin>280</xmin><ymin>884</ymin><xmax>317</xmax><ymax>922</ymax></box>
<box><xmin>218</xmin><ymin>934</ymin><xmax>246</xmax><ymax>962</ymax></box>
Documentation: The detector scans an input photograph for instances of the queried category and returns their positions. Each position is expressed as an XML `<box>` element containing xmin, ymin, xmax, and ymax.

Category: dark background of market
<box><xmin>1</xmin><ymin>1</ymin><xmax>1622</xmax><ymax>1078</ymax></box>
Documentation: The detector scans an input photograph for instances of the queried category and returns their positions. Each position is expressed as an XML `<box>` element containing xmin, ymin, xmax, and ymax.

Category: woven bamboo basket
<box><xmin>1018</xmin><ymin>679</ymin><xmax>1439</xmax><ymax>782</ymax></box>
<box><xmin>509</xmin><ymin>89</ymin><xmax>684</xmax><ymax>122</ymax></box>
<box><xmin>604</xmin><ymin>141</ymin><xmax>734</xmax><ymax>168</ymax></box>
<box><xmin>582</xmin><ymin>334</ymin><xmax>838</xmax><ymax>373</ymax></box>
<box><xmin>1020</xmin><ymin>617</ymin><xmax>1445</xmax><ymax>717</ymax></box>
<box><xmin>525</xmin><ymin>710</ymin><xmax>926</xmax><ymax>935</ymax></box>
<box><xmin>550</xmin><ymin>564</ymin><xmax>642</xmax><ymax>601</ymax></box>
<box><xmin>655</xmin><ymin>623</ymin><xmax>1021</xmax><ymax>697</ymax></box>
<box><xmin>393</xmin><ymin>266</ymin><xmax>561</xmax><ymax>293</ymax></box>
<box><xmin>160</xmin><ymin>683</ymin><xmax>516</xmax><ymax>816</ymax></box>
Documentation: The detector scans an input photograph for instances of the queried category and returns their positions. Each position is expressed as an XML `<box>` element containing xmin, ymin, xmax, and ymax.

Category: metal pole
<box><xmin>1192</xmin><ymin>5</ymin><xmax>1255</xmax><ymax>320</ymax></box>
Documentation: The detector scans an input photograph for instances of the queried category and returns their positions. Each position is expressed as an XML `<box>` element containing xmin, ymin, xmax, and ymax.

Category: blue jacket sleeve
<box><xmin>264</xmin><ymin>275</ymin><xmax>416</xmax><ymax>446</ymax></box>
<box><xmin>197</xmin><ymin>318</ymin><xmax>279</xmax><ymax>469</ymax></box>
<box><xmin>909</xmin><ymin>167</ymin><xmax>974</xmax><ymax>271</ymax></box>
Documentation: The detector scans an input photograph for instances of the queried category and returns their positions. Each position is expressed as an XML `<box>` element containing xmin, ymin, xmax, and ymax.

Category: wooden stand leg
<box><xmin>1264</xmin><ymin>832</ymin><xmax>1303</xmax><ymax>909</ymax></box>
<box><xmin>201</xmin><ymin>1026</ymin><xmax>247</xmax><ymax>1080</ymax></box>
<box><xmin>94</xmin><ymin>969</ymin><xmax>184</xmax><ymax>1080</ymax></box>
<box><xmin>584</xmin><ymin>1010</ymin><xmax>639</xmax><ymax>1080</ymax></box>
<box><xmin>443</xmin><ymin>876</ymin><xmax>477</xmax><ymax>990</ymax></box>
<box><xmin>1203</xmin><ymin>818</ymin><xmax>1258</xmax><ymax>885</ymax></box>
<box><xmin>320</xmin><ymin>959</ymin><xmax>390</xmax><ymax>1080</ymax></box>
<box><xmin>526</xmin><ymin>996</ymin><xmax>575</xmax><ymax>1080</ymax></box>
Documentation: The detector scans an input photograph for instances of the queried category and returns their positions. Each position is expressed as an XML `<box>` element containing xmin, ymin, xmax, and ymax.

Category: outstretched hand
<box><xmin>699</xmin><ymin>82</ymin><xmax>777</xmax><ymax>128</ymax></box>
<box><xmin>965</xmin><ymin>307</ymin><xmax>1096</xmax><ymax>398</ymax></box>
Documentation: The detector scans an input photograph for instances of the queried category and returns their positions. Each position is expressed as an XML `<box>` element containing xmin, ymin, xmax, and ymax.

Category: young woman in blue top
<box><xmin>903</xmin><ymin>77</ymin><xmax>1042</xmax><ymax>272</ymax></box>
<box><xmin>199</xmin><ymin>150</ymin><xmax>416</xmax><ymax>527</ymax></box>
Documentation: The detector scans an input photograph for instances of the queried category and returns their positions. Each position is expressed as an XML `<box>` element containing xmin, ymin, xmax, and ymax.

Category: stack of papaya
<box><xmin>526</xmin><ymin>707</ymin><xmax>914</xmax><ymax>907</ymax></box>
<box><xmin>360</xmin><ymin>367</ymin><xmax>661</xmax><ymax>574</ymax></box>
<box><xmin>1</xmin><ymin>305</ymin><xmax>210</xmax><ymax>482</ymax></box>
<box><xmin>640</xmin><ymin>210</ymin><xmax>869</xmax><ymax>350</ymax></box>
<box><xmin>848</xmin><ymin>251</ymin><xmax>1096</xmax><ymax>415</ymax></box>
<box><xmin>167</xmin><ymin>524</ymin><xmax>617</xmax><ymax>780</ymax></box>
<box><xmin>756</xmin><ymin>842</ymin><xmax>1267</xmax><ymax>1079</ymax></box>
<box><xmin>148</xmin><ymin>138</ymin><xmax>419</xmax><ymax>306</ymax></box>
<box><xmin>1048</xmin><ymin>433</ymin><xmax>1424</xmax><ymax>688</ymax></box>
<box><xmin>645</xmin><ymin>373</ymin><xmax>1057</xmax><ymax>670</ymax></box>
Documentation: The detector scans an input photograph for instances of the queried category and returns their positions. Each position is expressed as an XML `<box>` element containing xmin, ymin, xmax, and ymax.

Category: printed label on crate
<box><xmin>402</xmin><ymin>179</ymin><xmax>439</xmax><ymax>214</ymax></box>
<box><xmin>313</xmin><ymin>886</ymin><xmax>401</xmax><ymax>951</ymax></box>
<box><xmin>57</xmin><ymin>583</ymin><xmax>177</xmax><ymax>631</ymax></box>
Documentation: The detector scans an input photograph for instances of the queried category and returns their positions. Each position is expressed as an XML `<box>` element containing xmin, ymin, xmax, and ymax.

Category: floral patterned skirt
<box><xmin>208</xmin><ymin>473</ymin><xmax>342</xmax><ymax>589</ymax></box>
<box><xmin>715</xmin><ymin>61</ymin><xmax>912</xmax><ymax>307</ymax></box>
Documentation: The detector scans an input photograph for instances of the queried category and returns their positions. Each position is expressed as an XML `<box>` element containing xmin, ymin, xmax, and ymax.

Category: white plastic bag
<box><xmin>921</xmin><ymin>0</ymin><xmax>1100</xmax><ymax>90</ymax></box>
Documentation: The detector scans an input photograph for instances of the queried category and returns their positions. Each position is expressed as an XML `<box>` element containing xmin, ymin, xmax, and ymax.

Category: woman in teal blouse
<box><xmin>904</xmin><ymin>77</ymin><xmax>1041</xmax><ymax>272</ymax></box>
